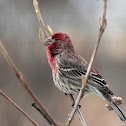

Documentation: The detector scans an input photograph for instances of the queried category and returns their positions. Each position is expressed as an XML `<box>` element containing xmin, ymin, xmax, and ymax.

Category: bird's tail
<box><xmin>108</xmin><ymin>99</ymin><xmax>126</xmax><ymax>122</ymax></box>
<box><xmin>97</xmin><ymin>90</ymin><xmax>126</xmax><ymax>122</ymax></box>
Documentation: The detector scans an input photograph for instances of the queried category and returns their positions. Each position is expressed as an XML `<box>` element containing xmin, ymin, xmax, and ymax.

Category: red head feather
<box><xmin>46</xmin><ymin>32</ymin><xmax>74</xmax><ymax>70</ymax></box>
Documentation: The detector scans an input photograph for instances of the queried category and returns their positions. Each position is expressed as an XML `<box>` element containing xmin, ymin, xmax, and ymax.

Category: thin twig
<box><xmin>33</xmin><ymin>0</ymin><xmax>47</xmax><ymax>38</ymax></box>
<box><xmin>33</xmin><ymin>0</ymin><xmax>53</xmax><ymax>42</ymax></box>
<box><xmin>0</xmin><ymin>41</ymin><xmax>57</xmax><ymax>126</ymax></box>
<box><xmin>0</xmin><ymin>90</ymin><xmax>39</xmax><ymax>126</ymax></box>
<box><xmin>32</xmin><ymin>103</ymin><xmax>52</xmax><ymax>125</ymax></box>
<box><xmin>67</xmin><ymin>0</ymin><xmax>108</xmax><ymax>125</ymax></box>
<box><xmin>69</xmin><ymin>95</ymin><xmax>87</xmax><ymax>126</ymax></box>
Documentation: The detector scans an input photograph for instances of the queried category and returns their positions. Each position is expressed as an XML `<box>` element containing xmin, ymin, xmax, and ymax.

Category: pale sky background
<box><xmin>0</xmin><ymin>0</ymin><xmax>126</xmax><ymax>126</ymax></box>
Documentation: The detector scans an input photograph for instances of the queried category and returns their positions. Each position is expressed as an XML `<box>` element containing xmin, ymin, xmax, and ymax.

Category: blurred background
<box><xmin>0</xmin><ymin>0</ymin><xmax>126</xmax><ymax>126</ymax></box>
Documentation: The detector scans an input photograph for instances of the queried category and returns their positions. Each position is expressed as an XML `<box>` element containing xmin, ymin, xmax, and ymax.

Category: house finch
<box><xmin>45</xmin><ymin>32</ymin><xmax>126</xmax><ymax>122</ymax></box>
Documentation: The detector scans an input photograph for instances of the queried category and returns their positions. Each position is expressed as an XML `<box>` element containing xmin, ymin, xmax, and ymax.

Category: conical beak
<box><xmin>44</xmin><ymin>37</ymin><xmax>53</xmax><ymax>46</ymax></box>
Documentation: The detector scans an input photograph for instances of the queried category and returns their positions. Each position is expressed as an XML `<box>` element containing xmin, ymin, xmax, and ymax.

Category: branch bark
<box><xmin>67</xmin><ymin>0</ymin><xmax>108</xmax><ymax>125</ymax></box>
<box><xmin>0</xmin><ymin>41</ymin><xmax>57</xmax><ymax>126</ymax></box>
<box><xmin>33</xmin><ymin>0</ymin><xmax>53</xmax><ymax>42</ymax></box>
<box><xmin>0</xmin><ymin>90</ymin><xmax>39</xmax><ymax>126</ymax></box>
<box><xmin>33</xmin><ymin>0</ymin><xmax>47</xmax><ymax>38</ymax></box>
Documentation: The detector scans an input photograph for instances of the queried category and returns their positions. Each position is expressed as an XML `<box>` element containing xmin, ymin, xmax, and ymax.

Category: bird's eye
<box><xmin>54</xmin><ymin>38</ymin><xmax>59</xmax><ymax>41</ymax></box>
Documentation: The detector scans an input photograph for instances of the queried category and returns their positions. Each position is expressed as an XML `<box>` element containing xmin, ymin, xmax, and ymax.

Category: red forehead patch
<box><xmin>52</xmin><ymin>32</ymin><xmax>65</xmax><ymax>39</ymax></box>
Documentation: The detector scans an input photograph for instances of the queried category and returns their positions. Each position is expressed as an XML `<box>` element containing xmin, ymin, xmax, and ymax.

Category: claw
<box><xmin>71</xmin><ymin>104</ymin><xmax>81</xmax><ymax>108</ymax></box>
<box><xmin>65</xmin><ymin>93</ymin><xmax>68</xmax><ymax>96</ymax></box>
<box><xmin>78</xmin><ymin>105</ymin><xmax>81</xmax><ymax>108</ymax></box>
<box><xmin>72</xmin><ymin>104</ymin><xmax>74</xmax><ymax>107</ymax></box>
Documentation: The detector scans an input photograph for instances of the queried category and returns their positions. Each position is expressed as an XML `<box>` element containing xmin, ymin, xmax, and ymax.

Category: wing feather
<box><xmin>56</xmin><ymin>53</ymin><xmax>113</xmax><ymax>95</ymax></box>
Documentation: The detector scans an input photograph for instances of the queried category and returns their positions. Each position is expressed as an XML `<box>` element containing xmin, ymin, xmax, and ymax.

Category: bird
<box><xmin>44</xmin><ymin>32</ymin><xmax>126</xmax><ymax>122</ymax></box>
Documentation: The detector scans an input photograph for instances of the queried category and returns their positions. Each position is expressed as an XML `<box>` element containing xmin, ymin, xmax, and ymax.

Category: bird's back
<box><xmin>52</xmin><ymin>50</ymin><xmax>113</xmax><ymax>95</ymax></box>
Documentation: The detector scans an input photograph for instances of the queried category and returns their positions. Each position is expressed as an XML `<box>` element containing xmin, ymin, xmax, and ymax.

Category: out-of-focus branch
<box><xmin>69</xmin><ymin>95</ymin><xmax>87</xmax><ymax>126</ymax></box>
<box><xmin>67</xmin><ymin>0</ymin><xmax>108</xmax><ymax>125</ymax></box>
<box><xmin>0</xmin><ymin>90</ymin><xmax>39</xmax><ymax>126</ymax></box>
<box><xmin>32</xmin><ymin>103</ymin><xmax>52</xmax><ymax>125</ymax></box>
<box><xmin>0</xmin><ymin>41</ymin><xmax>57</xmax><ymax>126</ymax></box>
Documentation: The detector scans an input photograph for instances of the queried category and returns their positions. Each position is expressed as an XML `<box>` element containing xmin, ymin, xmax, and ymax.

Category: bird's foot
<box><xmin>72</xmin><ymin>104</ymin><xmax>81</xmax><ymax>108</ymax></box>
<box><xmin>65</xmin><ymin>93</ymin><xmax>69</xmax><ymax>97</ymax></box>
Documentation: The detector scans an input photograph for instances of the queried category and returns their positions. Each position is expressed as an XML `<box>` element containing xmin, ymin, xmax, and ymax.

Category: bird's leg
<box><xmin>72</xmin><ymin>103</ymin><xmax>81</xmax><ymax>108</ymax></box>
<box><xmin>65</xmin><ymin>94</ymin><xmax>82</xmax><ymax>108</ymax></box>
<box><xmin>69</xmin><ymin>94</ymin><xmax>81</xmax><ymax>108</ymax></box>
<box><xmin>72</xmin><ymin>93</ymin><xmax>84</xmax><ymax>108</ymax></box>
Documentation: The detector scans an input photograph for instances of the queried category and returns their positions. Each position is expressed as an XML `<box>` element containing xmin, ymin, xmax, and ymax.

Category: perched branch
<box><xmin>0</xmin><ymin>41</ymin><xmax>57</xmax><ymax>126</ymax></box>
<box><xmin>67</xmin><ymin>0</ymin><xmax>108</xmax><ymax>125</ymax></box>
<box><xmin>69</xmin><ymin>95</ymin><xmax>87</xmax><ymax>126</ymax></box>
<box><xmin>0</xmin><ymin>90</ymin><xmax>39</xmax><ymax>126</ymax></box>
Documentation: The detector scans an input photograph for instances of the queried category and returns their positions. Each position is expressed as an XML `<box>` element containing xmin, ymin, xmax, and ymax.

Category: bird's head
<box><xmin>45</xmin><ymin>32</ymin><xmax>74</xmax><ymax>56</ymax></box>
